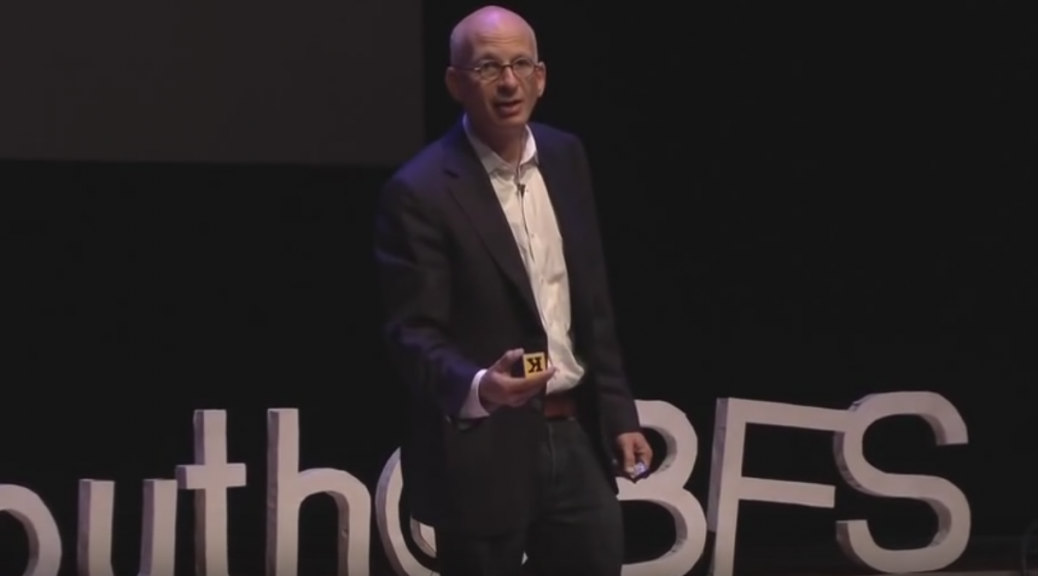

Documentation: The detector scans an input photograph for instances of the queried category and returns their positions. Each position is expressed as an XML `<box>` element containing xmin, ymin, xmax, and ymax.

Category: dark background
<box><xmin>2</xmin><ymin>1</ymin><xmax>1036</xmax><ymax>574</ymax></box>
<box><xmin>0</xmin><ymin>1</ymin><xmax>423</xmax><ymax>164</ymax></box>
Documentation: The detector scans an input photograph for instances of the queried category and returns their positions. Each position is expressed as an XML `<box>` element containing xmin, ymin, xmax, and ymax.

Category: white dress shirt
<box><xmin>458</xmin><ymin>118</ymin><xmax>585</xmax><ymax>419</ymax></box>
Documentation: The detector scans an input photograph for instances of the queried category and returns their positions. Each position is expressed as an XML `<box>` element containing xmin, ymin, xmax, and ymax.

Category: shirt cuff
<box><xmin>457</xmin><ymin>369</ymin><xmax>491</xmax><ymax>419</ymax></box>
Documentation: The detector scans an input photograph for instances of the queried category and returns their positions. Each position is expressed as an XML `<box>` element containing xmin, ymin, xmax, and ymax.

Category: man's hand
<box><xmin>478</xmin><ymin>348</ymin><xmax>555</xmax><ymax>408</ymax></box>
<box><xmin>616</xmin><ymin>431</ymin><xmax>652</xmax><ymax>479</ymax></box>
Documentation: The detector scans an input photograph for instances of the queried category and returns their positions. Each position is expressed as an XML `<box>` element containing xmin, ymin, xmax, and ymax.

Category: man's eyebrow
<box><xmin>472</xmin><ymin>54</ymin><xmax>533</xmax><ymax>64</ymax></box>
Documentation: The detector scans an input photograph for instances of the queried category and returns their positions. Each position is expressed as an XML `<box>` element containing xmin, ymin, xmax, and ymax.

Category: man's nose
<box><xmin>498</xmin><ymin>67</ymin><xmax>520</xmax><ymax>87</ymax></box>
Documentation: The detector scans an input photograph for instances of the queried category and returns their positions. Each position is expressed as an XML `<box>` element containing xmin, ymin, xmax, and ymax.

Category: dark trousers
<box><xmin>435</xmin><ymin>418</ymin><xmax>624</xmax><ymax>576</ymax></box>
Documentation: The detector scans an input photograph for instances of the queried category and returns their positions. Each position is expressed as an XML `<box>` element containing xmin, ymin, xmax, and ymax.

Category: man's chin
<box><xmin>470</xmin><ymin>111</ymin><xmax>530</xmax><ymax>138</ymax></box>
<box><xmin>490</xmin><ymin>114</ymin><xmax>529</xmax><ymax>130</ymax></box>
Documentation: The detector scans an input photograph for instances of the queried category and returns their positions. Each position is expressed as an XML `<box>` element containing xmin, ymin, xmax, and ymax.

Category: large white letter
<box><xmin>175</xmin><ymin>410</ymin><xmax>246</xmax><ymax>576</ymax></box>
<box><xmin>0</xmin><ymin>484</ymin><xmax>62</xmax><ymax>576</ymax></box>
<box><xmin>76</xmin><ymin>479</ymin><xmax>178</xmax><ymax>576</ymax></box>
<box><xmin>375</xmin><ymin>449</ymin><xmax>436</xmax><ymax>576</ymax></box>
<box><xmin>266</xmin><ymin>408</ymin><xmax>371</xmax><ymax>576</ymax></box>
<box><xmin>140</xmin><ymin>480</ymin><xmax>180</xmax><ymax>576</ymax></box>
<box><xmin>706</xmin><ymin>398</ymin><xmax>845</xmax><ymax>576</ymax></box>
<box><xmin>834</xmin><ymin>391</ymin><xmax>969</xmax><ymax>572</ymax></box>
<box><xmin>375</xmin><ymin>400</ymin><xmax>703</xmax><ymax>576</ymax></box>
<box><xmin>618</xmin><ymin>400</ymin><xmax>706</xmax><ymax>576</ymax></box>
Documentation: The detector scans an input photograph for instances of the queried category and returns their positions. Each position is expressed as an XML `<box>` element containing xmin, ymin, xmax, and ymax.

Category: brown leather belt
<box><xmin>542</xmin><ymin>389</ymin><xmax>578</xmax><ymax>419</ymax></box>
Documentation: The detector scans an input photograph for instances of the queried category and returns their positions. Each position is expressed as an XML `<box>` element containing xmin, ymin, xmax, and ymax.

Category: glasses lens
<box><xmin>479</xmin><ymin>63</ymin><xmax>502</xmax><ymax>79</ymax></box>
<box><xmin>475</xmin><ymin>60</ymin><xmax>536</xmax><ymax>80</ymax></box>
<box><xmin>512</xmin><ymin>60</ymin><xmax>534</xmax><ymax>77</ymax></box>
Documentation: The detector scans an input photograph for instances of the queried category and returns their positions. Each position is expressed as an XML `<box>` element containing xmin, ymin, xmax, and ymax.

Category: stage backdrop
<box><xmin>2</xmin><ymin>1</ymin><xmax>1036</xmax><ymax>575</ymax></box>
<box><xmin>0</xmin><ymin>0</ymin><xmax>423</xmax><ymax>165</ymax></box>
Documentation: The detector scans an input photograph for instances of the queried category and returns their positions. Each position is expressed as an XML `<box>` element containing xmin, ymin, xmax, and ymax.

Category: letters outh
<box><xmin>0</xmin><ymin>392</ymin><xmax>969</xmax><ymax>576</ymax></box>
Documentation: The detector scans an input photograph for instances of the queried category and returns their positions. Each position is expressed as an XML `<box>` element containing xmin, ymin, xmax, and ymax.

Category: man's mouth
<box><xmin>495</xmin><ymin>100</ymin><xmax>522</xmax><ymax>111</ymax></box>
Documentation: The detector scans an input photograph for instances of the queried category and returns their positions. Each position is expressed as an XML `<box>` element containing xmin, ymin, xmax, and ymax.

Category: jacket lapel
<box><xmin>442</xmin><ymin>124</ymin><xmax>539</xmax><ymax>317</ymax></box>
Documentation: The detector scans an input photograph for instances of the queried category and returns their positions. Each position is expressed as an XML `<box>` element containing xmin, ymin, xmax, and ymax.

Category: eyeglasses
<box><xmin>462</xmin><ymin>58</ymin><xmax>540</xmax><ymax>81</ymax></box>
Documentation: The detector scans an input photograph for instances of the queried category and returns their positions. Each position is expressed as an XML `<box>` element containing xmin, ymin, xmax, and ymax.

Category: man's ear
<box><xmin>536</xmin><ymin>62</ymin><xmax>546</xmax><ymax>97</ymax></box>
<box><xmin>445</xmin><ymin>67</ymin><xmax>462</xmax><ymax>102</ymax></box>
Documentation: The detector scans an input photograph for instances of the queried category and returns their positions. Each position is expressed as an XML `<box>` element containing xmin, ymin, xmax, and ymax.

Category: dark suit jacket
<box><xmin>374</xmin><ymin>120</ymin><xmax>640</xmax><ymax>535</ymax></box>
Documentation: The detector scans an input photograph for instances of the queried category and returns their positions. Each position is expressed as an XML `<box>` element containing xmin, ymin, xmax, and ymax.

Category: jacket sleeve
<box><xmin>374</xmin><ymin>176</ymin><xmax>482</xmax><ymax>418</ymax></box>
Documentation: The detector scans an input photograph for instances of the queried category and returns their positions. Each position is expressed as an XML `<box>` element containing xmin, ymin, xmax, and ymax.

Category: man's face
<box><xmin>448</xmin><ymin>27</ymin><xmax>545</xmax><ymax>137</ymax></box>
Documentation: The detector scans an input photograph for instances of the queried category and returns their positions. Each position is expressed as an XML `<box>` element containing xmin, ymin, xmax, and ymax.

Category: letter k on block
<box><xmin>523</xmin><ymin>352</ymin><xmax>546</xmax><ymax>377</ymax></box>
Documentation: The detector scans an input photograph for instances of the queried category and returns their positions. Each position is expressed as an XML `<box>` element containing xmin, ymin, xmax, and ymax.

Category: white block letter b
<box><xmin>265</xmin><ymin>409</ymin><xmax>371</xmax><ymax>576</ymax></box>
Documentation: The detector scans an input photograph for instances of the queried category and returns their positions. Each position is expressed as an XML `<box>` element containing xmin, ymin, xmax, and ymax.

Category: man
<box><xmin>374</xmin><ymin>6</ymin><xmax>651</xmax><ymax>575</ymax></box>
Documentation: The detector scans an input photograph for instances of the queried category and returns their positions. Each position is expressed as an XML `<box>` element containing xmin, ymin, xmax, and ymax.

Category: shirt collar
<box><xmin>463</xmin><ymin>115</ymin><xmax>537</xmax><ymax>176</ymax></box>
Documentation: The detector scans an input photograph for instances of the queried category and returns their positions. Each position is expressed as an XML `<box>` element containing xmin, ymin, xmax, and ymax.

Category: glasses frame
<box><xmin>460</xmin><ymin>58</ymin><xmax>542</xmax><ymax>81</ymax></box>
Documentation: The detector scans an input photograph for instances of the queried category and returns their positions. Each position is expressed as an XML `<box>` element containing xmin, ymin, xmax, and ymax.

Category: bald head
<box><xmin>449</xmin><ymin>6</ymin><xmax>538</xmax><ymax>67</ymax></box>
<box><xmin>444</xmin><ymin>6</ymin><xmax>545</xmax><ymax>157</ymax></box>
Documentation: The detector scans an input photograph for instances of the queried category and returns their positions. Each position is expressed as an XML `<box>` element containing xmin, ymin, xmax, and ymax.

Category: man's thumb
<box><xmin>493</xmin><ymin>348</ymin><xmax>524</xmax><ymax>371</ymax></box>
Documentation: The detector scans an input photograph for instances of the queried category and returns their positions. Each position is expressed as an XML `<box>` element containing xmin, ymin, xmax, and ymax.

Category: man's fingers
<box><xmin>521</xmin><ymin>367</ymin><xmax>555</xmax><ymax>389</ymax></box>
<box><xmin>496</xmin><ymin>367</ymin><xmax>555</xmax><ymax>405</ymax></box>
<box><xmin>636</xmin><ymin>444</ymin><xmax>653</xmax><ymax>466</ymax></box>
<box><xmin>517</xmin><ymin>371</ymin><xmax>554</xmax><ymax>399</ymax></box>
<box><xmin>499</xmin><ymin>367</ymin><xmax>554</xmax><ymax>388</ymax></box>
<box><xmin>621</xmin><ymin>444</ymin><xmax>637</xmax><ymax>475</ymax></box>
